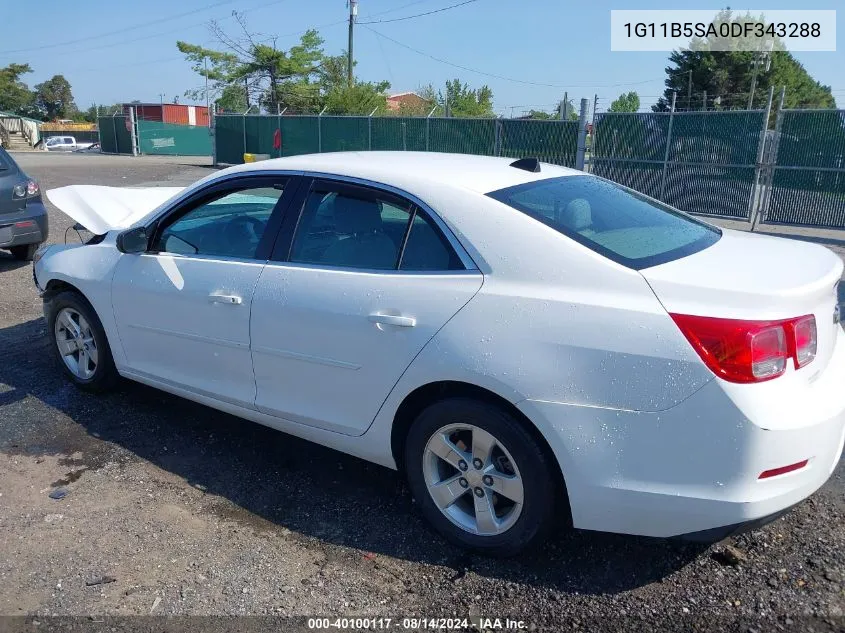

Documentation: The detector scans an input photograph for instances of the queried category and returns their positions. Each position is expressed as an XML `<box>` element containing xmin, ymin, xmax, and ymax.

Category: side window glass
<box><xmin>156</xmin><ymin>185</ymin><xmax>283</xmax><ymax>259</ymax></box>
<box><xmin>290</xmin><ymin>187</ymin><xmax>411</xmax><ymax>270</ymax></box>
<box><xmin>399</xmin><ymin>212</ymin><xmax>464</xmax><ymax>271</ymax></box>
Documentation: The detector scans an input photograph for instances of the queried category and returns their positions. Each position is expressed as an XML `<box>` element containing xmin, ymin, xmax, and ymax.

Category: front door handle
<box><xmin>368</xmin><ymin>313</ymin><xmax>416</xmax><ymax>328</ymax></box>
<box><xmin>209</xmin><ymin>293</ymin><xmax>243</xmax><ymax>305</ymax></box>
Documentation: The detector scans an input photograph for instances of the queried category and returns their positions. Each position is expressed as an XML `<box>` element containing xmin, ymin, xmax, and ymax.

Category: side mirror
<box><xmin>116</xmin><ymin>226</ymin><xmax>149</xmax><ymax>254</ymax></box>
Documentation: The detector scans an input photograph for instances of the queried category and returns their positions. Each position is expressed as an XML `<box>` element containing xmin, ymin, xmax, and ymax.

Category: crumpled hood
<box><xmin>46</xmin><ymin>185</ymin><xmax>185</xmax><ymax>235</ymax></box>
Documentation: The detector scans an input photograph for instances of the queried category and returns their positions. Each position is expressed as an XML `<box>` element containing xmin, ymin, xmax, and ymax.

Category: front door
<box><xmin>250</xmin><ymin>178</ymin><xmax>483</xmax><ymax>435</ymax></box>
<box><xmin>111</xmin><ymin>176</ymin><xmax>290</xmax><ymax>407</ymax></box>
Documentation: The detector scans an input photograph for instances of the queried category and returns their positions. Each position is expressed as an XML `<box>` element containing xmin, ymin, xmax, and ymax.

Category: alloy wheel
<box><xmin>422</xmin><ymin>423</ymin><xmax>524</xmax><ymax>536</ymax></box>
<box><xmin>54</xmin><ymin>307</ymin><xmax>99</xmax><ymax>380</ymax></box>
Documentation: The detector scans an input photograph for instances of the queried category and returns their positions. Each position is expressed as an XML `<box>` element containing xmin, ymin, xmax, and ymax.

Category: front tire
<box><xmin>45</xmin><ymin>290</ymin><xmax>119</xmax><ymax>392</ymax></box>
<box><xmin>10</xmin><ymin>243</ymin><xmax>38</xmax><ymax>261</ymax></box>
<box><xmin>404</xmin><ymin>398</ymin><xmax>559</xmax><ymax>557</ymax></box>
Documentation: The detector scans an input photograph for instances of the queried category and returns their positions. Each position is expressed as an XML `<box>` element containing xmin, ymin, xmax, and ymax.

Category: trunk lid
<box><xmin>641</xmin><ymin>228</ymin><xmax>843</xmax><ymax>376</ymax></box>
<box><xmin>46</xmin><ymin>185</ymin><xmax>185</xmax><ymax>235</ymax></box>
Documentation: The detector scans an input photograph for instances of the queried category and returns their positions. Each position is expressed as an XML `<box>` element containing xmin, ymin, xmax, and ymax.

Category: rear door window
<box><xmin>487</xmin><ymin>175</ymin><xmax>721</xmax><ymax>269</ymax></box>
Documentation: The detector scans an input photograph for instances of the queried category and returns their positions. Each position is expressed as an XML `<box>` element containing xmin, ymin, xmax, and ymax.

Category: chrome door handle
<box><xmin>368</xmin><ymin>313</ymin><xmax>416</xmax><ymax>328</ymax></box>
<box><xmin>209</xmin><ymin>293</ymin><xmax>243</xmax><ymax>305</ymax></box>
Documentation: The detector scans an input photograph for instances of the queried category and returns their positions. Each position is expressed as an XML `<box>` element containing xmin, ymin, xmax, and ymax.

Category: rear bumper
<box><xmin>518</xmin><ymin>329</ymin><xmax>845</xmax><ymax>538</ymax></box>
<box><xmin>0</xmin><ymin>201</ymin><xmax>48</xmax><ymax>248</ymax></box>
<box><xmin>677</xmin><ymin>504</ymin><xmax>797</xmax><ymax>542</ymax></box>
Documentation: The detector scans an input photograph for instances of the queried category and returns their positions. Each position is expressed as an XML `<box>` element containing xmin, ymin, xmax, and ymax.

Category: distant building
<box><xmin>386</xmin><ymin>92</ymin><xmax>432</xmax><ymax>113</ymax></box>
<box><xmin>122</xmin><ymin>103</ymin><xmax>209</xmax><ymax>126</ymax></box>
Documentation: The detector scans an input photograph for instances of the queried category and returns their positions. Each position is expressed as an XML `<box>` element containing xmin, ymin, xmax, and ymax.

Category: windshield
<box><xmin>487</xmin><ymin>175</ymin><xmax>721</xmax><ymax>270</ymax></box>
<box><xmin>0</xmin><ymin>147</ymin><xmax>11</xmax><ymax>170</ymax></box>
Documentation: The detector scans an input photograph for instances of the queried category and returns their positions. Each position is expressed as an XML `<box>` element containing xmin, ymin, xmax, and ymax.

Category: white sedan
<box><xmin>34</xmin><ymin>152</ymin><xmax>845</xmax><ymax>556</ymax></box>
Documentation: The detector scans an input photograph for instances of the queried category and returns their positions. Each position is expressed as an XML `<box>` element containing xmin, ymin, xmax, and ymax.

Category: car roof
<box><xmin>225</xmin><ymin>152</ymin><xmax>582</xmax><ymax>194</ymax></box>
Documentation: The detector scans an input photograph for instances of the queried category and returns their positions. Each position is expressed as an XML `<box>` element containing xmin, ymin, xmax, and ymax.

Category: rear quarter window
<box><xmin>487</xmin><ymin>175</ymin><xmax>721</xmax><ymax>269</ymax></box>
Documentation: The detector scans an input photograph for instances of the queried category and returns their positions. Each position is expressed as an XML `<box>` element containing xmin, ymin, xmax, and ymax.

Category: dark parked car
<box><xmin>0</xmin><ymin>146</ymin><xmax>48</xmax><ymax>260</ymax></box>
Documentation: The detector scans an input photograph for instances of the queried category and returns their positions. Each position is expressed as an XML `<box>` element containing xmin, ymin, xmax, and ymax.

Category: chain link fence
<box><xmin>98</xmin><ymin>114</ymin><xmax>212</xmax><ymax>156</ymax></box>
<box><xmin>758</xmin><ymin>109</ymin><xmax>845</xmax><ymax>229</ymax></box>
<box><xmin>592</xmin><ymin>109</ymin><xmax>767</xmax><ymax>220</ymax></box>
<box><xmin>214</xmin><ymin>114</ymin><xmax>579</xmax><ymax>167</ymax></box>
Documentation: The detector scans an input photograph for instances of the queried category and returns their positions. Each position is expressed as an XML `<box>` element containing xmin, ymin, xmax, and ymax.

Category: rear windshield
<box><xmin>0</xmin><ymin>147</ymin><xmax>11</xmax><ymax>170</ymax></box>
<box><xmin>487</xmin><ymin>175</ymin><xmax>721</xmax><ymax>270</ymax></box>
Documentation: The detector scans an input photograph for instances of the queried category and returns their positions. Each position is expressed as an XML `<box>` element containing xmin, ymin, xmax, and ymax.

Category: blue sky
<box><xmin>3</xmin><ymin>0</ymin><xmax>843</xmax><ymax>115</ymax></box>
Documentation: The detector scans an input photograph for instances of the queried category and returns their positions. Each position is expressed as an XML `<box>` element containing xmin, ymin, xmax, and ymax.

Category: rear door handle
<box><xmin>209</xmin><ymin>293</ymin><xmax>243</xmax><ymax>305</ymax></box>
<box><xmin>368</xmin><ymin>313</ymin><xmax>416</xmax><ymax>328</ymax></box>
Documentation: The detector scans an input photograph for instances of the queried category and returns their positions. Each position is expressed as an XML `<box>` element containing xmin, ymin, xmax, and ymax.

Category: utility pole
<box><xmin>204</xmin><ymin>56</ymin><xmax>210</xmax><ymax>113</ymax></box>
<box><xmin>347</xmin><ymin>0</ymin><xmax>358</xmax><ymax>87</ymax></box>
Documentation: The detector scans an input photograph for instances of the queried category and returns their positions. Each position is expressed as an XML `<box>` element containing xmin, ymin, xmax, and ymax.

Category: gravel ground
<box><xmin>0</xmin><ymin>153</ymin><xmax>844</xmax><ymax>632</ymax></box>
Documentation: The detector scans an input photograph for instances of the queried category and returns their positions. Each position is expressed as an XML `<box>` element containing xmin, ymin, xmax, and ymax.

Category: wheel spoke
<box><xmin>428</xmin><ymin>433</ymin><xmax>470</xmax><ymax>471</ymax></box>
<box><xmin>77</xmin><ymin>348</ymin><xmax>91</xmax><ymax>378</ymax></box>
<box><xmin>471</xmin><ymin>428</ymin><xmax>497</xmax><ymax>467</ymax></box>
<box><xmin>429</xmin><ymin>474</ymin><xmax>469</xmax><ymax>509</ymax></box>
<box><xmin>59</xmin><ymin>311</ymin><xmax>80</xmax><ymax>338</ymax></box>
<box><xmin>485</xmin><ymin>471</ymin><xmax>523</xmax><ymax>504</ymax></box>
<box><xmin>77</xmin><ymin>315</ymin><xmax>91</xmax><ymax>337</ymax></box>
<box><xmin>473</xmin><ymin>490</ymin><xmax>499</xmax><ymax>535</ymax></box>
<box><xmin>56</xmin><ymin>336</ymin><xmax>77</xmax><ymax>357</ymax></box>
<box><xmin>83</xmin><ymin>339</ymin><xmax>99</xmax><ymax>366</ymax></box>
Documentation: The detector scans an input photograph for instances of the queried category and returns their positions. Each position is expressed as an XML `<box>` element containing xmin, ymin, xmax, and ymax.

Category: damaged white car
<box><xmin>34</xmin><ymin>152</ymin><xmax>845</xmax><ymax>556</ymax></box>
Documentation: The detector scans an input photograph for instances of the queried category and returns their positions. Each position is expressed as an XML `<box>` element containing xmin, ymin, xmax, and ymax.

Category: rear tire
<box><xmin>45</xmin><ymin>290</ymin><xmax>119</xmax><ymax>393</ymax></box>
<box><xmin>404</xmin><ymin>397</ymin><xmax>558</xmax><ymax>557</ymax></box>
<box><xmin>10</xmin><ymin>243</ymin><xmax>38</xmax><ymax>261</ymax></box>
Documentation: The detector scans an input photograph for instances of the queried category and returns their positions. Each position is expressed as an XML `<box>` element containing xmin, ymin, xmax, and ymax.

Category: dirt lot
<box><xmin>0</xmin><ymin>153</ymin><xmax>844</xmax><ymax>631</ymax></box>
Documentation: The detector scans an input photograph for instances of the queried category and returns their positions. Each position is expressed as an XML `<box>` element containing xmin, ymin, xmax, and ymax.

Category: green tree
<box><xmin>215</xmin><ymin>84</ymin><xmax>248</xmax><ymax>113</ymax></box>
<box><xmin>34</xmin><ymin>75</ymin><xmax>77</xmax><ymax>120</ymax></box>
<box><xmin>413</xmin><ymin>80</ymin><xmax>494</xmax><ymax>118</ymax></box>
<box><xmin>178</xmin><ymin>16</ymin><xmax>325</xmax><ymax>113</ymax></box>
<box><xmin>523</xmin><ymin>109</ymin><xmax>555</xmax><ymax>120</ymax></box>
<box><xmin>323</xmin><ymin>80</ymin><xmax>390</xmax><ymax>115</ymax></box>
<box><xmin>0</xmin><ymin>63</ymin><xmax>36</xmax><ymax>115</ymax></box>
<box><xmin>608</xmin><ymin>91</ymin><xmax>641</xmax><ymax>112</ymax></box>
<box><xmin>654</xmin><ymin>10</ymin><xmax>834</xmax><ymax>112</ymax></box>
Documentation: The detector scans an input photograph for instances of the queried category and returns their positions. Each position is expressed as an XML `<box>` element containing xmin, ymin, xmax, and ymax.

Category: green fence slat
<box><xmin>137</xmin><ymin>120</ymin><xmax>211</xmax><ymax>156</ymax></box>
<box><xmin>216</xmin><ymin>115</ymin><xmax>579</xmax><ymax>166</ymax></box>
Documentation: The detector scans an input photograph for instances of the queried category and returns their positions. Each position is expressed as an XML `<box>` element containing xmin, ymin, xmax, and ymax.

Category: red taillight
<box><xmin>791</xmin><ymin>315</ymin><xmax>817</xmax><ymax>368</ymax></box>
<box><xmin>759</xmin><ymin>459</ymin><xmax>808</xmax><ymax>479</ymax></box>
<box><xmin>670</xmin><ymin>313</ymin><xmax>816</xmax><ymax>383</ymax></box>
<box><xmin>26</xmin><ymin>180</ymin><xmax>39</xmax><ymax>197</ymax></box>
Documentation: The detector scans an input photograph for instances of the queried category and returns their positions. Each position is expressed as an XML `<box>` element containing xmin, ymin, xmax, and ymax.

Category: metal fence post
<box><xmin>318</xmin><ymin>106</ymin><xmax>327</xmax><ymax>152</ymax></box>
<box><xmin>658</xmin><ymin>92</ymin><xmax>677</xmax><ymax>201</ymax></box>
<box><xmin>575</xmin><ymin>98</ymin><xmax>589</xmax><ymax>171</ymax></box>
<box><xmin>425</xmin><ymin>105</ymin><xmax>438</xmax><ymax>152</ymax></box>
<box><xmin>111</xmin><ymin>114</ymin><xmax>118</xmax><ymax>155</ymax></box>
<box><xmin>747</xmin><ymin>85</ymin><xmax>775</xmax><ymax>228</ymax></box>
<box><xmin>210</xmin><ymin>108</ymin><xmax>217</xmax><ymax>165</ymax></box>
<box><xmin>752</xmin><ymin>86</ymin><xmax>786</xmax><ymax>231</ymax></box>
<box><xmin>129</xmin><ymin>106</ymin><xmax>138</xmax><ymax>156</ymax></box>
<box><xmin>368</xmin><ymin>107</ymin><xmax>377</xmax><ymax>151</ymax></box>
<box><xmin>494</xmin><ymin>118</ymin><xmax>502</xmax><ymax>157</ymax></box>
<box><xmin>242</xmin><ymin>113</ymin><xmax>247</xmax><ymax>160</ymax></box>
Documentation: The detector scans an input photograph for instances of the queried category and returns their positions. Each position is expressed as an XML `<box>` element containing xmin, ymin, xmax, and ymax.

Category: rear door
<box><xmin>250</xmin><ymin>177</ymin><xmax>483</xmax><ymax>435</ymax></box>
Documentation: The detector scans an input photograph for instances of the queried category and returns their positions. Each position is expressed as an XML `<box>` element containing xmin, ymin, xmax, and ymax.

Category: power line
<box><xmin>358</xmin><ymin>0</ymin><xmax>480</xmax><ymax>24</ymax></box>
<box><xmin>0</xmin><ymin>0</ymin><xmax>243</xmax><ymax>54</ymax></box>
<box><xmin>363</xmin><ymin>25</ymin><xmax>666</xmax><ymax>89</ymax></box>
<box><xmin>19</xmin><ymin>0</ymin><xmax>298</xmax><ymax>60</ymax></box>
